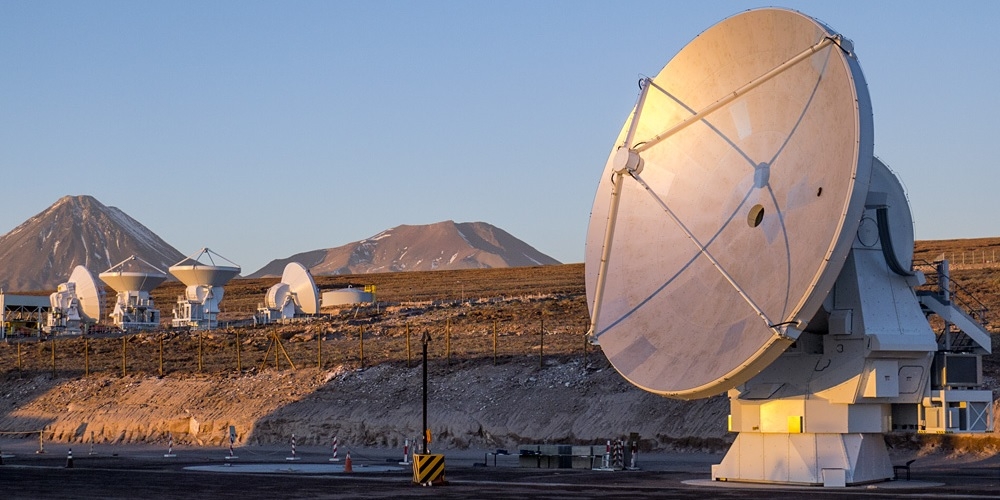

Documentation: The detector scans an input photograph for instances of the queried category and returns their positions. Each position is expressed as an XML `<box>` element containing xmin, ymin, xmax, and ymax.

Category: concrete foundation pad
<box><xmin>186</xmin><ymin>463</ymin><xmax>404</xmax><ymax>474</ymax></box>
<box><xmin>684</xmin><ymin>479</ymin><xmax>944</xmax><ymax>490</ymax></box>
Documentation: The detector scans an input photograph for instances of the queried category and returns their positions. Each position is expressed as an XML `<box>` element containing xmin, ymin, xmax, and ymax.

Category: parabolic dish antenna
<box><xmin>585</xmin><ymin>8</ymin><xmax>873</xmax><ymax>399</ymax></box>
<box><xmin>169</xmin><ymin>248</ymin><xmax>241</xmax><ymax>287</ymax></box>
<box><xmin>280</xmin><ymin>262</ymin><xmax>319</xmax><ymax>315</ymax></box>
<box><xmin>258</xmin><ymin>262</ymin><xmax>320</xmax><ymax>322</ymax></box>
<box><xmin>100</xmin><ymin>256</ymin><xmax>168</xmax><ymax>293</ymax></box>
<box><xmin>68</xmin><ymin>265</ymin><xmax>105</xmax><ymax>322</ymax></box>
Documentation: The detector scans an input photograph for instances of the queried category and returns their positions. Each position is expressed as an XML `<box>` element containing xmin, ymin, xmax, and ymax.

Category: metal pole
<box><xmin>198</xmin><ymin>333</ymin><xmax>203</xmax><ymax>373</ymax></box>
<box><xmin>159</xmin><ymin>336</ymin><xmax>164</xmax><ymax>377</ymax></box>
<box><xmin>445</xmin><ymin>318</ymin><xmax>451</xmax><ymax>367</ymax></box>
<box><xmin>84</xmin><ymin>337</ymin><xmax>89</xmax><ymax>377</ymax></box>
<box><xmin>360</xmin><ymin>326</ymin><xmax>365</xmax><ymax>369</ymax></box>
<box><xmin>121</xmin><ymin>335</ymin><xmax>127</xmax><ymax>377</ymax></box>
<box><xmin>493</xmin><ymin>319</ymin><xmax>497</xmax><ymax>366</ymax></box>
<box><xmin>539</xmin><ymin>314</ymin><xmax>544</xmax><ymax>369</ymax></box>
<box><xmin>406</xmin><ymin>323</ymin><xmax>411</xmax><ymax>368</ymax></box>
<box><xmin>422</xmin><ymin>332</ymin><xmax>430</xmax><ymax>454</ymax></box>
<box><xmin>317</xmin><ymin>330</ymin><xmax>322</xmax><ymax>369</ymax></box>
<box><xmin>236</xmin><ymin>330</ymin><xmax>242</xmax><ymax>372</ymax></box>
<box><xmin>51</xmin><ymin>338</ymin><xmax>56</xmax><ymax>377</ymax></box>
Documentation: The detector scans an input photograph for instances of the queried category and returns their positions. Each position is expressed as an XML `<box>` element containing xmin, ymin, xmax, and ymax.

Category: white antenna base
<box><xmin>712</xmin><ymin>431</ymin><xmax>890</xmax><ymax>486</ymax></box>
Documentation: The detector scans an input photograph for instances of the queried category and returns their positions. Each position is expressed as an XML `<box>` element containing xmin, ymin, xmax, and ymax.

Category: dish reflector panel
<box><xmin>68</xmin><ymin>265</ymin><xmax>104</xmax><ymax>321</ymax></box>
<box><xmin>585</xmin><ymin>8</ymin><xmax>873</xmax><ymax>399</ymax></box>
<box><xmin>282</xmin><ymin>262</ymin><xmax>319</xmax><ymax>315</ymax></box>
<box><xmin>169</xmin><ymin>248</ymin><xmax>241</xmax><ymax>287</ymax></box>
<box><xmin>100</xmin><ymin>256</ymin><xmax>168</xmax><ymax>293</ymax></box>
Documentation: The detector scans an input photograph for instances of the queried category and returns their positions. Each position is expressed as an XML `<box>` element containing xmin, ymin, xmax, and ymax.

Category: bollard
<box><xmin>36</xmin><ymin>429</ymin><xmax>46</xmax><ymax>454</ymax></box>
<box><xmin>412</xmin><ymin>452</ymin><xmax>446</xmax><ymax>486</ymax></box>
<box><xmin>225</xmin><ymin>426</ymin><xmax>238</xmax><ymax>460</ymax></box>
<box><xmin>164</xmin><ymin>433</ymin><xmax>176</xmax><ymax>458</ymax></box>
<box><xmin>329</xmin><ymin>436</ymin><xmax>340</xmax><ymax>462</ymax></box>
<box><xmin>399</xmin><ymin>438</ymin><xmax>411</xmax><ymax>465</ymax></box>
<box><xmin>286</xmin><ymin>433</ymin><xmax>300</xmax><ymax>461</ymax></box>
<box><xmin>65</xmin><ymin>448</ymin><xmax>73</xmax><ymax>468</ymax></box>
<box><xmin>89</xmin><ymin>431</ymin><xmax>97</xmax><ymax>456</ymax></box>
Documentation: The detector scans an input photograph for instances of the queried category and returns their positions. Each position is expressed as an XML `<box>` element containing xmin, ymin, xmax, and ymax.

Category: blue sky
<box><xmin>2</xmin><ymin>1</ymin><xmax>998</xmax><ymax>273</ymax></box>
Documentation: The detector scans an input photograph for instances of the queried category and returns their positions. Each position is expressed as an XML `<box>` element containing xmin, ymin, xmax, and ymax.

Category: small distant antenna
<box><xmin>99</xmin><ymin>256</ymin><xmax>168</xmax><ymax>331</ymax></box>
<box><xmin>255</xmin><ymin>262</ymin><xmax>319</xmax><ymax>325</ymax></box>
<box><xmin>45</xmin><ymin>265</ymin><xmax>105</xmax><ymax>335</ymax></box>
<box><xmin>169</xmin><ymin>248</ymin><xmax>241</xmax><ymax>330</ymax></box>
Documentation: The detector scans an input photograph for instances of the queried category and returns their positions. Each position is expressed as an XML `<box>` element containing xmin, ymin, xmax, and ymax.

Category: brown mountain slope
<box><xmin>250</xmin><ymin>221</ymin><xmax>560</xmax><ymax>277</ymax></box>
<box><xmin>0</xmin><ymin>195</ymin><xmax>185</xmax><ymax>291</ymax></box>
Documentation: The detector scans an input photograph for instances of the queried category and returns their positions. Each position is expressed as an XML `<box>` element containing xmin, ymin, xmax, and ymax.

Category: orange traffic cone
<box><xmin>344</xmin><ymin>451</ymin><xmax>353</xmax><ymax>473</ymax></box>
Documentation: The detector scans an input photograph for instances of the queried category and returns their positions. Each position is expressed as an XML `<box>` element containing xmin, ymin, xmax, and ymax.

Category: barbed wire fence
<box><xmin>0</xmin><ymin>312</ymin><xmax>600</xmax><ymax>378</ymax></box>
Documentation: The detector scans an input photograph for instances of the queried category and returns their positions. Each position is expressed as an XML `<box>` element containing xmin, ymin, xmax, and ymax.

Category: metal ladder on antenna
<box><xmin>915</xmin><ymin>259</ymin><xmax>991</xmax><ymax>353</ymax></box>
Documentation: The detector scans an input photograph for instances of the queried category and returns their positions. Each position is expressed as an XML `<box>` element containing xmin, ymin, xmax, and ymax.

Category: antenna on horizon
<box><xmin>99</xmin><ymin>255</ymin><xmax>168</xmax><ymax>332</ymax></box>
<box><xmin>45</xmin><ymin>265</ymin><xmax>105</xmax><ymax>335</ymax></box>
<box><xmin>169</xmin><ymin>248</ymin><xmax>241</xmax><ymax>330</ymax></box>
<box><xmin>254</xmin><ymin>262</ymin><xmax>319</xmax><ymax>325</ymax></box>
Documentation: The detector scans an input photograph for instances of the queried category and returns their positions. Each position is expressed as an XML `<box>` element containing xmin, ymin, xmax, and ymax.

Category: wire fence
<box><xmin>0</xmin><ymin>315</ymin><xmax>599</xmax><ymax>378</ymax></box>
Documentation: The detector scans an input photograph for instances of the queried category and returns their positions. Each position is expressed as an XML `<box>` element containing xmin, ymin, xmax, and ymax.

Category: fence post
<box><xmin>359</xmin><ymin>326</ymin><xmax>365</xmax><ymax>369</ymax></box>
<box><xmin>17</xmin><ymin>342</ymin><xmax>22</xmax><ymax>373</ymax></box>
<box><xmin>159</xmin><ymin>335</ymin><xmax>164</xmax><ymax>377</ymax></box>
<box><xmin>539</xmin><ymin>313</ymin><xmax>544</xmax><ymax>369</ymax></box>
<box><xmin>121</xmin><ymin>335</ymin><xmax>127</xmax><ymax>377</ymax></box>
<box><xmin>406</xmin><ymin>323</ymin><xmax>412</xmax><ymax>368</ymax></box>
<box><xmin>236</xmin><ymin>330</ymin><xmax>242</xmax><ymax>372</ymax></box>
<box><xmin>446</xmin><ymin>317</ymin><xmax>451</xmax><ymax>367</ymax></box>
<box><xmin>198</xmin><ymin>333</ymin><xmax>203</xmax><ymax>373</ymax></box>
<box><xmin>317</xmin><ymin>330</ymin><xmax>322</xmax><ymax>370</ymax></box>
<box><xmin>84</xmin><ymin>337</ymin><xmax>90</xmax><ymax>377</ymax></box>
<box><xmin>51</xmin><ymin>338</ymin><xmax>56</xmax><ymax>377</ymax></box>
<box><xmin>493</xmin><ymin>319</ymin><xmax>498</xmax><ymax>366</ymax></box>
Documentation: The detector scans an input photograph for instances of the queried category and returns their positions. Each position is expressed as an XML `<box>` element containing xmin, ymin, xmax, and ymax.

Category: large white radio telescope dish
<box><xmin>586</xmin><ymin>7</ymin><xmax>994</xmax><ymax>486</ymax></box>
<box><xmin>586</xmin><ymin>7</ymin><xmax>872</xmax><ymax>399</ymax></box>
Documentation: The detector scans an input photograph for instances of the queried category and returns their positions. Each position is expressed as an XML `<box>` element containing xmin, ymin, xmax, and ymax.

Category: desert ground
<box><xmin>2</xmin><ymin>241</ymin><xmax>1000</xmax><ymax>460</ymax></box>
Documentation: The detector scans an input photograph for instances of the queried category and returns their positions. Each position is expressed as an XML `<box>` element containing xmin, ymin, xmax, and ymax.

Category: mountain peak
<box><xmin>249</xmin><ymin>221</ymin><xmax>560</xmax><ymax>277</ymax></box>
<box><xmin>0</xmin><ymin>196</ymin><xmax>185</xmax><ymax>291</ymax></box>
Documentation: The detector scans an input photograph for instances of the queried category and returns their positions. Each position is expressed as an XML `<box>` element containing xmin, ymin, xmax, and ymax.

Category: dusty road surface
<box><xmin>2</xmin><ymin>442</ymin><xmax>1000</xmax><ymax>499</ymax></box>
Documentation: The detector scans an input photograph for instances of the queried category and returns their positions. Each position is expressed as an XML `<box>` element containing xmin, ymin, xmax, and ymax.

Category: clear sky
<box><xmin>2</xmin><ymin>1</ymin><xmax>998</xmax><ymax>274</ymax></box>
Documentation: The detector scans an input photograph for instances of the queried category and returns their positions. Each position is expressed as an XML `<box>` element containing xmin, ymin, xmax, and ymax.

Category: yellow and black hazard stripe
<box><xmin>412</xmin><ymin>454</ymin><xmax>446</xmax><ymax>485</ymax></box>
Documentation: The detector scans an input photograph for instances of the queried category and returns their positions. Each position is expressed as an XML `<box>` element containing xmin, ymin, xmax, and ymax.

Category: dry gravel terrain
<box><xmin>2</xmin><ymin>243</ymin><xmax>1000</xmax><ymax>456</ymax></box>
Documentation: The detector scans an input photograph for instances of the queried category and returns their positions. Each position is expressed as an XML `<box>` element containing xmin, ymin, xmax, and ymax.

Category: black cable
<box><xmin>876</xmin><ymin>206</ymin><xmax>914</xmax><ymax>276</ymax></box>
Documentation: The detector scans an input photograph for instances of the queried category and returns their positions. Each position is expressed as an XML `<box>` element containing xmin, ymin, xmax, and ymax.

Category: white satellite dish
<box><xmin>169</xmin><ymin>248</ymin><xmax>241</xmax><ymax>330</ymax></box>
<box><xmin>100</xmin><ymin>256</ymin><xmax>168</xmax><ymax>293</ymax></box>
<box><xmin>586</xmin><ymin>8</ymin><xmax>991</xmax><ymax>486</ymax></box>
<box><xmin>586</xmin><ymin>6</ymin><xmax>872</xmax><ymax>399</ymax></box>
<box><xmin>46</xmin><ymin>265</ymin><xmax>105</xmax><ymax>334</ymax></box>
<box><xmin>256</xmin><ymin>262</ymin><xmax>320</xmax><ymax>324</ymax></box>
<box><xmin>68</xmin><ymin>265</ymin><xmax>105</xmax><ymax>322</ymax></box>
<box><xmin>281</xmin><ymin>262</ymin><xmax>319</xmax><ymax>315</ymax></box>
<box><xmin>169</xmin><ymin>248</ymin><xmax>241</xmax><ymax>288</ymax></box>
<box><xmin>100</xmin><ymin>256</ymin><xmax>167</xmax><ymax>331</ymax></box>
